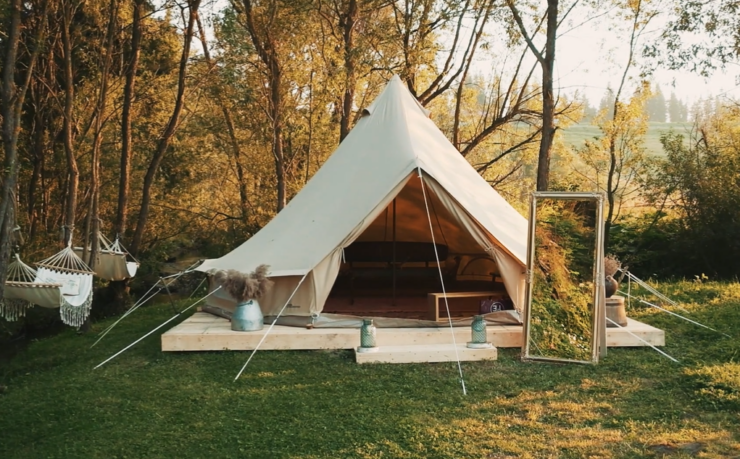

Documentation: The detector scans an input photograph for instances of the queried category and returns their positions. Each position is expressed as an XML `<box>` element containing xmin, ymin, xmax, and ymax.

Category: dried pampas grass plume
<box><xmin>604</xmin><ymin>255</ymin><xmax>621</xmax><ymax>278</ymax></box>
<box><xmin>212</xmin><ymin>265</ymin><xmax>273</xmax><ymax>303</ymax></box>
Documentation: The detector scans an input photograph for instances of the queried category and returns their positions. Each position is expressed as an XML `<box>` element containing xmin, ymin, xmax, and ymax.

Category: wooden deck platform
<box><xmin>161</xmin><ymin>312</ymin><xmax>664</xmax><ymax>352</ymax></box>
<box><xmin>355</xmin><ymin>343</ymin><xmax>497</xmax><ymax>364</ymax></box>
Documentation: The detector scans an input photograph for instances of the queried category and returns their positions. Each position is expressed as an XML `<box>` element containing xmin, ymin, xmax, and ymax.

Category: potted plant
<box><xmin>604</xmin><ymin>254</ymin><xmax>621</xmax><ymax>298</ymax></box>
<box><xmin>213</xmin><ymin>265</ymin><xmax>273</xmax><ymax>331</ymax></box>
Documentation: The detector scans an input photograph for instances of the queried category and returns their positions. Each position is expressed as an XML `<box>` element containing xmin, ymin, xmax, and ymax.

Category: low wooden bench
<box><xmin>427</xmin><ymin>291</ymin><xmax>503</xmax><ymax>321</ymax></box>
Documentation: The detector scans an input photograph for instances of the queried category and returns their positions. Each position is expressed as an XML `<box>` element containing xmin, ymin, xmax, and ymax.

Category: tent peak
<box><xmin>362</xmin><ymin>75</ymin><xmax>431</xmax><ymax>118</ymax></box>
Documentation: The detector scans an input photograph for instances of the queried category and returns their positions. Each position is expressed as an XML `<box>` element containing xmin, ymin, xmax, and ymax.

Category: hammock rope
<box><xmin>75</xmin><ymin>233</ymin><xmax>139</xmax><ymax>281</ymax></box>
<box><xmin>36</xmin><ymin>245</ymin><xmax>95</xmax><ymax>275</ymax></box>
<box><xmin>0</xmin><ymin>254</ymin><xmax>37</xmax><ymax>321</ymax></box>
<box><xmin>35</xmin><ymin>246</ymin><xmax>95</xmax><ymax>327</ymax></box>
<box><xmin>8</xmin><ymin>253</ymin><xmax>38</xmax><ymax>282</ymax></box>
<box><xmin>107</xmin><ymin>234</ymin><xmax>140</xmax><ymax>264</ymax></box>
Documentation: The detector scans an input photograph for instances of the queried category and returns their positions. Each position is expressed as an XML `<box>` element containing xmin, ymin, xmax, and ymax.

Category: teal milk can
<box><xmin>231</xmin><ymin>299</ymin><xmax>264</xmax><ymax>331</ymax></box>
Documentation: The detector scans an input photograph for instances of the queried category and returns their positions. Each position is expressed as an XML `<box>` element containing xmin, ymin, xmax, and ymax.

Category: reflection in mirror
<box><xmin>523</xmin><ymin>192</ymin><xmax>605</xmax><ymax>364</ymax></box>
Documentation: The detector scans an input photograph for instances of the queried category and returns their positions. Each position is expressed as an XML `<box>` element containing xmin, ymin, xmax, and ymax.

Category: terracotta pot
<box><xmin>605</xmin><ymin>275</ymin><xmax>619</xmax><ymax>298</ymax></box>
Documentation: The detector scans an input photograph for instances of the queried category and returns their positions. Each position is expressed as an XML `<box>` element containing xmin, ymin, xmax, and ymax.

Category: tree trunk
<box><xmin>339</xmin><ymin>0</ymin><xmax>358</xmax><ymax>142</ymax></box>
<box><xmin>61</xmin><ymin>0</ymin><xmax>79</xmax><ymax>246</ymax></box>
<box><xmin>28</xmin><ymin>99</ymin><xmax>46</xmax><ymax>242</ymax></box>
<box><xmin>196</xmin><ymin>12</ymin><xmax>250</xmax><ymax>223</ymax></box>
<box><xmin>451</xmin><ymin>1</ymin><xmax>491</xmax><ymax>150</ymax></box>
<box><xmin>241</xmin><ymin>0</ymin><xmax>286</xmax><ymax>212</ymax></box>
<box><xmin>507</xmin><ymin>0</ymin><xmax>559</xmax><ymax>192</ymax></box>
<box><xmin>0</xmin><ymin>0</ymin><xmax>47</xmax><ymax>300</ymax></box>
<box><xmin>86</xmin><ymin>0</ymin><xmax>117</xmax><ymax>270</ymax></box>
<box><xmin>0</xmin><ymin>0</ymin><xmax>24</xmax><ymax>301</ymax></box>
<box><xmin>603</xmin><ymin>0</ymin><xmax>645</xmax><ymax>250</ymax></box>
<box><xmin>271</xmin><ymin>69</ymin><xmax>286</xmax><ymax>211</ymax></box>
<box><xmin>130</xmin><ymin>0</ymin><xmax>201</xmax><ymax>256</ymax></box>
<box><xmin>111</xmin><ymin>0</ymin><xmax>143</xmax><ymax>306</ymax></box>
<box><xmin>116</xmin><ymin>0</ymin><xmax>143</xmax><ymax>241</ymax></box>
<box><xmin>536</xmin><ymin>0</ymin><xmax>558</xmax><ymax>192</ymax></box>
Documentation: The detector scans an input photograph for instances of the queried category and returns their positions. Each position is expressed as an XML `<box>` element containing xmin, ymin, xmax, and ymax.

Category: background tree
<box><xmin>668</xmin><ymin>91</ymin><xmax>688</xmax><ymax>122</ymax></box>
<box><xmin>644</xmin><ymin>102</ymin><xmax>740</xmax><ymax>277</ymax></box>
<box><xmin>653</xmin><ymin>0</ymin><xmax>740</xmax><ymax>75</ymax></box>
<box><xmin>226</xmin><ymin>0</ymin><xmax>306</xmax><ymax>213</ymax></box>
<box><xmin>0</xmin><ymin>0</ymin><xmax>48</xmax><ymax>300</ymax></box>
<box><xmin>130</xmin><ymin>0</ymin><xmax>202</xmax><ymax>256</ymax></box>
<box><xmin>577</xmin><ymin>93</ymin><xmax>597</xmax><ymax>123</ymax></box>
<box><xmin>506</xmin><ymin>0</ymin><xmax>580</xmax><ymax>191</ymax></box>
<box><xmin>598</xmin><ymin>86</ymin><xmax>616</xmax><ymax>120</ymax></box>
<box><xmin>59</xmin><ymin>0</ymin><xmax>81</xmax><ymax>246</ymax></box>
<box><xmin>595</xmin><ymin>0</ymin><xmax>658</xmax><ymax>249</ymax></box>
<box><xmin>116</xmin><ymin>0</ymin><xmax>145</xmax><ymax>243</ymax></box>
<box><xmin>577</xmin><ymin>84</ymin><xmax>651</xmax><ymax>248</ymax></box>
<box><xmin>646</xmin><ymin>83</ymin><xmax>666</xmax><ymax>121</ymax></box>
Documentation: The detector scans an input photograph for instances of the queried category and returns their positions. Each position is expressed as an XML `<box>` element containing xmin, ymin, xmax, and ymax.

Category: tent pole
<box><xmin>392</xmin><ymin>198</ymin><xmax>397</xmax><ymax>306</ymax></box>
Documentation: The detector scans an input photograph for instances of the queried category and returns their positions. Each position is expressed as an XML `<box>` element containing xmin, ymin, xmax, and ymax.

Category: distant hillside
<box><xmin>560</xmin><ymin>122</ymin><xmax>694</xmax><ymax>156</ymax></box>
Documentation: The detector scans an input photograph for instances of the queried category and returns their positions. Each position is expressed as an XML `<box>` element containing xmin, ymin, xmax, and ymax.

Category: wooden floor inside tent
<box><xmin>162</xmin><ymin>312</ymin><xmax>665</xmax><ymax>363</ymax></box>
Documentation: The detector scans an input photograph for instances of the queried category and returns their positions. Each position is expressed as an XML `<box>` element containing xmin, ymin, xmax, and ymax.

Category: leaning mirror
<box><xmin>522</xmin><ymin>192</ymin><xmax>606</xmax><ymax>364</ymax></box>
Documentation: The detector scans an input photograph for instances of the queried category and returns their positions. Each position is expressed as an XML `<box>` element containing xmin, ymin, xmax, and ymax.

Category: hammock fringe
<box><xmin>0</xmin><ymin>298</ymin><xmax>32</xmax><ymax>322</ymax></box>
<box><xmin>3</xmin><ymin>250</ymin><xmax>94</xmax><ymax>327</ymax></box>
<box><xmin>60</xmin><ymin>291</ymin><xmax>93</xmax><ymax>327</ymax></box>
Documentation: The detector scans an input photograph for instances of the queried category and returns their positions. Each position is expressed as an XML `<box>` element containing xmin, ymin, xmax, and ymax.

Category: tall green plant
<box><xmin>643</xmin><ymin>104</ymin><xmax>740</xmax><ymax>277</ymax></box>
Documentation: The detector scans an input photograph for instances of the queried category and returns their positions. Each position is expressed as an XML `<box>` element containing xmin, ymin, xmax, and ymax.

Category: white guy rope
<box><xmin>96</xmin><ymin>281</ymin><xmax>162</xmax><ymax>335</ymax></box>
<box><xmin>94</xmin><ymin>287</ymin><xmax>222</xmax><ymax>369</ymax></box>
<box><xmin>91</xmin><ymin>284</ymin><xmax>164</xmax><ymax>348</ymax></box>
<box><xmin>620</xmin><ymin>270</ymin><xmax>690</xmax><ymax>313</ymax></box>
<box><xmin>92</xmin><ymin>263</ymin><xmax>205</xmax><ymax>347</ymax></box>
<box><xmin>418</xmin><ymin>168</ymin><xmax>467</xmax><ymax>396</ymax></box>
<box><xmin>618</xmin><ymin>290</ymin><xmax>731</xmax><ymax>338</ymax></box>
<box><xmin>160</xmin><ymin>259</ymin><xmax>203</xmax><ymax>280</ymax></box>
<box><xmin>234</xmin><ymin>274</ymin><xmax>308</xmax><ymax>381</ymax></box>
<box><xmin>189</xmin><ymin>277</ymin><xmax>207</xmax><ymax>298</ymax></box>
<box><xmin>605</xmin><ymin>316</ymin><xmax>679</xmax><ymax>363</ymax></box>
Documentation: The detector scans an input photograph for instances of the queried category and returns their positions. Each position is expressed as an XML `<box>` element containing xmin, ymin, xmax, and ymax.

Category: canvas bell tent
<box><xmin>197</xmin><ymin>76</ymin><xmax>528</xmax><ymax>325</ymax></box>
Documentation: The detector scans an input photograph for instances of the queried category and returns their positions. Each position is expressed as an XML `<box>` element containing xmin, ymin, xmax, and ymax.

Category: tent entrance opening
<box><xmin>324</xmin><ymin>177</ymin><xmax>510</xmax><ymax>320</ymax></box>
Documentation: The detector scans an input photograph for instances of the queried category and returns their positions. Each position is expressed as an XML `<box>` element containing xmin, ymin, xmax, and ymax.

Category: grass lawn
<box><xmin>1</xmin><ymin>281</ymin><xmax>739</xmax><ymax>458</ymax></box>
<box><xmin>561</xmin><ymin>122</ymin><xmax>694</xmax><ymax>156</ymax></box>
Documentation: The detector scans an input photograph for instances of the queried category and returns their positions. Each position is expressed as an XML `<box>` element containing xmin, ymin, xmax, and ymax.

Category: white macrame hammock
<box><xmin>74</xmin><ymin>233</ymin><xmax>139</xmax><ymax>281</ymax></box>
<box><xmin>0</xmin><ymin>247</ymin><xmax>95</xmax><ymax>327</ymax></box>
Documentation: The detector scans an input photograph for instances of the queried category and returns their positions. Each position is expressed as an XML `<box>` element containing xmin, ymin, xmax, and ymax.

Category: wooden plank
<box><xmin>184</xmin><ymin>315</ymin><xmax>222</xmax><ymax>324</ymax></box>
<box><xmin>161</xmin><ymin>313</ymin><xmax>664</xmax><ymax>352</ymax></box>
<box><xmin>355</xmin><ymin>343</ymin><xmax>497</xmax><ymax>364</ymax></box>
<box><xmin>429</xmin><ymin>291</ymin><xmax>503</xmax><ymax>299</ymax></box>
<box><xmin>605</xmin><ymin>318</ymin><xmax>665</xmax><ymax>347</ymax></box>
<box><xmin>427</xmin><ymin>291</ymin><xmax>502</xmax><ymax>321</ymax></box>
